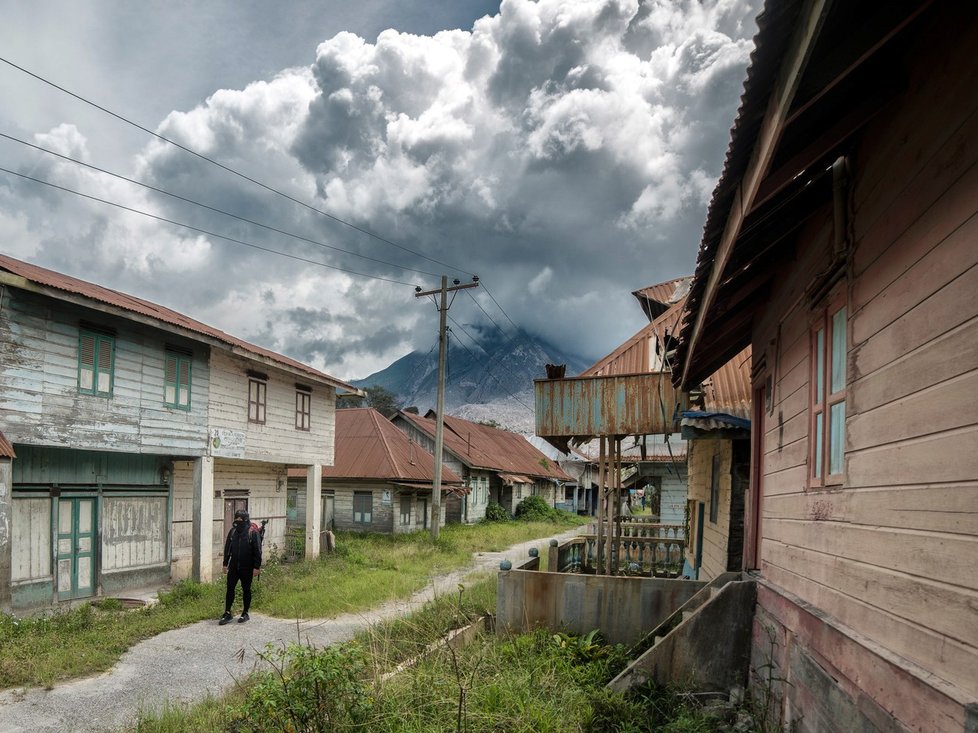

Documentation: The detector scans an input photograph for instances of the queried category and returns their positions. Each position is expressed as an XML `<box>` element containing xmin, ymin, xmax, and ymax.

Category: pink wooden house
<box><xmin>675</xmin><ymin>0</ymin><xmax>978</xmax><ymax>730</ymax></box>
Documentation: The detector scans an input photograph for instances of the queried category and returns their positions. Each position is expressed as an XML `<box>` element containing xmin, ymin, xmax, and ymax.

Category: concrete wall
<box><xmin>496</xmin><ymin>568</ymin><xmax>705</xmax><ymax>645</ymax></box>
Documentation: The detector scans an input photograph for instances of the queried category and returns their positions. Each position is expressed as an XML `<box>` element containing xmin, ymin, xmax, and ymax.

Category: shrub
<box><xmin>484</xmin><ymin>501</ymin><xmax>509</xmax><ymax>522</ymax></box>
<box><xmin>158</xmin><ymin>579</ymin><xmax>206</xmax><ymax>606</ymax></box>
<box><xmin>233</xmin><ymin>642</ymin><xmax>372</xmax><ymax>732</ymax></box>
<box><xmin>514</xmin><ymin>495</ymin><xmax>559</xmax><ymax>522</ymax></box>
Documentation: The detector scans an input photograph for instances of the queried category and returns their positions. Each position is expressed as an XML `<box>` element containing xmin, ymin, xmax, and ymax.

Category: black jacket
<box><xmin>223</xmin><ymin>520</ymin><xmax>262</xmax><ymax>571</ymax></box>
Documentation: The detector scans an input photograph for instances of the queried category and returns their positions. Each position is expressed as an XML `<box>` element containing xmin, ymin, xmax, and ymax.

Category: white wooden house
<box><xmin>0</xmin><ymin>255</ymin><xmax>355</xmax><ymax>610</ymax></box>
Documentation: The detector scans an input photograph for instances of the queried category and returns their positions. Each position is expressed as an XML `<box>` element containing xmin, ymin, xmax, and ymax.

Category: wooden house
<box><xmin>0</xmin><ymin>255</ymin><xmax>354</xmax><ymax>610</ymax></box>
<box><xmin>286</xmin><ymin>408</ymin><xmax>463</xmax><ymax>535</ymax></box>
<box><xmin>674</xmin><ymin>1</ymin><xmax>978</xmax><ymax>729</ymax></box>
<box><xmin>392</xmin><ymin>411</ymin><xmax>573</xmax><ymax>519</ymax></box>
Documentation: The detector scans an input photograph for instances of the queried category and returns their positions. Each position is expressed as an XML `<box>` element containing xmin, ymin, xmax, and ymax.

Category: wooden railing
<box><xmin>550</xmin><ymin>533</ymin><xmax>686</xmax><ymax>578</ymax></box>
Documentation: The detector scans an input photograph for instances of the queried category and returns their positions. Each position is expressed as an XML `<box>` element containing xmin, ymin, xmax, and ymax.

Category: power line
<box><xmin>0</xmin><ymin>55</ymin><xmax>475</xmax><ymax>278</ymax></box>
<box><xmin>0</xmin><ymin>131</ymin><xmax>442</xmax><ymax>279</ymax></box>
<box><xmin>0</xmin><ymin>166</ymin><xmax>420</xmax><ymax>288</ymax></box>
<box><xmin>446</xmin><ymin>313</ymin><xmax>535</xmax><ymax>414</ymax></box>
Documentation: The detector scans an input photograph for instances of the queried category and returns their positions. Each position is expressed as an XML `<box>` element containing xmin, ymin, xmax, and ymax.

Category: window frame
<box><xmin>164</xmin><ymin>350</ymin><xmax>192</xmax><ymax>410</ymax></box>
<box><xmin>295</xmin><ymin>387</ymin><xmax>312</xmax><ymax>431</ymax></box>
<box><xmin>78</xmin><ymin>329</ymin><xmax>115</xmax><ymax>397</ymax></box>
<box><xmin>399</xmin><ymin>493</ymin><xmax>412</xmax><ymax>526</ymax></box>
<box><xmin>353</xmin><ymin>491</ymin><xmax>372</xmax><ymax>525</ymax></box>
<box><xmin>809</xmin><ymin>290</ymin><xmax>848</xmax><ymax>488</ymax></box>
<box><xmin>248</xmin><ymin>377</ymin><xmax>267</xmax><ymax>424</ymax></box>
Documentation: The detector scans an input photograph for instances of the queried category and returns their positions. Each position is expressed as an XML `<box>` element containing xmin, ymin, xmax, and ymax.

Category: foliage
<box><xmin>514</xmin><ymin>495</ymin><xmax>560</xmax><ymax>522</ymax></box>
<box><xmin>483</xmin><ymin>501</ymin><xmax>509</xmax><ymax>522</ymax></box>
<box><xmin>477</xmin><ymin>419</ymin><xmax>500</xmax><ymax>428</ymax></box>
<box><xmin>231</xmin><ymin>643</ymin><xmax>372</xmax><ymax>732</ymax></box>
<box><xmin>365</xmin><ymin>385</ymin><xmax>401</xmax><ymax>417</ymax></box>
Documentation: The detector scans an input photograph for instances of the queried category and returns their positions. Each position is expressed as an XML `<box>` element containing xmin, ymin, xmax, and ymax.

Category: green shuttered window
<box><xmin>164</xmin><ymin>351</ymin><xmax>192</xmax><ymax>409</ymax></box>
<box><xmin>78</xmin><ymin>330</ymin><xmax>114</xmax><ymax>397</ymax></box>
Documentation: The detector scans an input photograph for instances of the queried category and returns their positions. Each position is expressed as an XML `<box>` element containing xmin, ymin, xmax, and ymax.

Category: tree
<box><xmin>364</xmin><ymin>385</ymin><xmax>400</xmax><ymax>418</ymax></box>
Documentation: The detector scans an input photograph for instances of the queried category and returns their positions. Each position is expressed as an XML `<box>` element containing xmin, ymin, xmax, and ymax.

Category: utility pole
<box><xmin>415</xmin><ymin>275</ymin><xmax>479</xmax><ymax>539</ymax></box>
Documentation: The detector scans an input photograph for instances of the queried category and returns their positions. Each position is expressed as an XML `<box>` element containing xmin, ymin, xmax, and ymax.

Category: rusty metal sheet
<box><xmin>0</xmin><ymin>430</ymin><xmax>14</xmax><ymax>459</ymax></box>
<box><xmin>534</xmin><ymin>372</ymin><xmax>686</xmax><ymax>439</ymax></box>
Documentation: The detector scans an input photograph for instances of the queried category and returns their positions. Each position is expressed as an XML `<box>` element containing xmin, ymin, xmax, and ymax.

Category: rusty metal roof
<box><xmin>700</xmin><ymin>346</ymin><xmax>752</xmax><ymax>419</ymax></box>
<box><xmin>314</xmin><ymin>408</ymin><xmax>462</xmax><ymax>485</ymax></box>
<box><xmin>0</xmin><ymin>254</ymin><xmax>357</xmax><ymax>391</ymax></box>
<box><xmin>397</xmin><ymin>410</ymin><xmax>574</xmax><ymax>482</ymax></box>
<box><xmin>631</xmin><ymin>277</ymin><xmax>692</xmax><ymax>322</ymax></box>
<box><xmin>581</xmin><ymin>298</ymin><xmax>685</xmax><ymax>377</ymax></box>
<box><xmin>0</xmin><ymin>431</ymin><xmax>15</xmax><ymax>459</ymax></box>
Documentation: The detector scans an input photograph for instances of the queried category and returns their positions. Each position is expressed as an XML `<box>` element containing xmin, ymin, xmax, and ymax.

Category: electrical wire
<box><xmin>0</xmin><ymin>55</ymin><xmax>475</xmax><ymax>279</ymax></box>
<box><xmin>0</xmin><ymin>166</ymin><xmax>421</xmax><ymax>288</ymax></box>
<box><xmin>0</xmin><ymin>131</ymin><xmax>441</xmax><ymax>279</ymax></box>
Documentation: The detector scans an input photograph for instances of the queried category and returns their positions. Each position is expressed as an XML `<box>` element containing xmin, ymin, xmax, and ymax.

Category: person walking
<box><xmin>219</xmin><ymin>509</ymin><xmax>262</xmax><ymax>625</ymax></box>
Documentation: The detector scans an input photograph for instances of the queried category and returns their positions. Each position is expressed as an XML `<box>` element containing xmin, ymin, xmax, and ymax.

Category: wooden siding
<box><xmin>101</xmin><ymin>496</ymin><xmax>167</xmax><ymax>572</ymax></box>
<box><xmin>10</xmin><ymin>497</ymin><xmax>51</xmax><ymax>581</ymax></box>
<box><xmin>0</xmin><ymin>289</ymin><xmax>209</xmax><ymax>454</ymax></box>
<box><xmin>751</xmin><ymin>9</ymin><xmax>978</xmax><ymax>703</ymax></box>
<box><xmin>206</xmin><ymin>349</ymin><xmax>335</xmax><ymax>465</ymax></box>
<box><xmin>170</xmin><ymin>460</ymin><xmax>195</xmax><ymax>580</ymax></box>
<box><xmin>687</xmin><ymin>439</ymin><xmax>732</xmax><ymax>581</ymax></box>
<box><xmin>328</xmin><ymin>481</ymin><xmax>448</xmax><ymax>533</ymax></box>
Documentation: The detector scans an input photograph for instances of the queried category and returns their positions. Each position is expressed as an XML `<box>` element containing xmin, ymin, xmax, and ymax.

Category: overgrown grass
<box><xmin>0</xmin><ymin>518</ymin><xmax>582</xmax><ymax>690</ymax></box>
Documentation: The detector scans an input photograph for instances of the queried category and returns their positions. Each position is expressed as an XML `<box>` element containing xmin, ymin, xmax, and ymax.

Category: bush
<box><xmin>484</xmin><ymin>501</ymin><xmax>509</xmax><ymax>522</ymax></box>
<box><xmin>514</xmin><ymin>495</ymin><xmax>559</xmax><ymax>522</ymax></box>
<box><xmin>233</xmin><ymin>642</ymin><xmax>372</xmax><ymax>732</ymax></box>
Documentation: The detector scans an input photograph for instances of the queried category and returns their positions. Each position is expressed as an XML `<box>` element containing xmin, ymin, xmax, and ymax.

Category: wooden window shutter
<box><xmin>79</xmin><ymin>332</ymin><xmax>96</xmax><ymax>391</ymax></box>
<box><xmin>96</xmin><ymin>337</ymin><xmax>113</xmax><ymax>393</ymax></box>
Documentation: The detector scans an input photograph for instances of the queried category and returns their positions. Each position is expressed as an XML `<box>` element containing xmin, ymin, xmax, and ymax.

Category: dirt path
<box><xmin>0</xmin><ymin>528</ymin><xmax>579</xmax><ymax>733</ymax></box>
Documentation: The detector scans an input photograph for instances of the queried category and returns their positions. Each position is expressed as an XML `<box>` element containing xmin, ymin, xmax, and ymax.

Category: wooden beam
<box><xmin>681</xmin><ymin>0</ymin><xmax>833</xmax><ymax>387</ymax></box>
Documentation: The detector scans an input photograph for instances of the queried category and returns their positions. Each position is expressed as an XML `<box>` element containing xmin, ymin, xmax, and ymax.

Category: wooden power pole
<box><xmin>415</xmin><ymin>275</ymin><xmax>479</xmax><ymax>540</ymax></box>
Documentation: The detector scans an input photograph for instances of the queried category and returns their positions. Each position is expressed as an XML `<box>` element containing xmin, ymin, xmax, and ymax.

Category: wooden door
<box><xmin>321</xmin><ymin>492</ymin><xmax>335</xmax><ymax>530</ymax></box>
<box><xmin>419</xmin><ymin>496</ymin><xmax>429</xmax><ymax>530</ymax></box>
<box><xmin>57</xmin><ymin>497</ymin><xmax>96</xmax><ymax>600</ymax></box>
<box><xmin>223</xmin><ymin>498</ymin><xmax>248</xmax><ymax>538</ymax></box>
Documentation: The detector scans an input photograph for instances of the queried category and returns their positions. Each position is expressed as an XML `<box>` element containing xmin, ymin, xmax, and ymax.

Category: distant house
<box><xmin>0</xmin><ymin>255</ymin><xmax>355</xmax><ymax>610</ymax></box>
<box><xmin>392</xmin><ymin>411</ymin><xmax>573</xmax><ymax>519</ymax></box>
<box><xmin>674</xmin><ymin>1</ymin><xmax>978</xmax><ymax>729</ymax></box>
<box><xmin>286</xmin><ymin>408</ymin><xmax>464</xmax><ymax>535</ymax></box>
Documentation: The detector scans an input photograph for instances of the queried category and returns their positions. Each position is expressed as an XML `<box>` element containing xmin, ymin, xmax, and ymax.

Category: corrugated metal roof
<box><xmin>631</xmin><ymin>277</ymin><xmax>693</xmax><ymax>321</ymax></box>
<box><xmin>700</xmin><ymin>345</ymin><xmax>752</xmax><ymax>419</ymax></box>
<box><xmin>319</xmin><ymin>408</ymin><xmax>463</xmax><ymax>484</ymax></box>
<box><xmin>0</xmin><ymin>254</ymin><xmax>357</xmax><ymax>391</ymax></box>
<box><xmin>0</xmin><ymin>431</ymin><xmax>15</xmax><ymax>459</ymax></box>
<box><xmin>498</xmin><ymin>473</ymin><xmax>532</xmax><ymax>484</ymax></box>
<box><xmin>397</xmin><ymin>411</ymin><xmax>574</xmax><ymax>482</ymax></box>
<box><xmin>675</xmin><ymin>0</ymin><xmax>803</xmax><ymax>383</ymax></box>
<box><xmin>581</xmin><ymin>298</ymin><xmax>685</xmax><ymax>377</ymax></box>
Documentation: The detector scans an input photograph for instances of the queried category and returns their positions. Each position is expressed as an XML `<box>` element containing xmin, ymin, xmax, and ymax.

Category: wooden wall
<box><xmin>207</xmin><ymin>348</ymin><xmax>335</xmax><ymax>466</ymax></box>
<box><xmin>10</xmin><ymin>497</ymin><xmax>50</xmax><ymax>582</ymax></box>
<box><xmin>749</xmin><ymin>4</ymin><xmax>978</xmax><ymax>724</ymax></box>
<box><xmin>0</xmin><ymin>290</ymin><xmax>209</xmax><ymax>455</ymax></box>
<box><xmin>687</xmin><ymin>438</ymin><xmax>732</xmax><ymax>581</ymax></box>
<box><xmin>328</xmin><ymin>481</ymin><xmax>447</xmax><ymax>533</ymax></box>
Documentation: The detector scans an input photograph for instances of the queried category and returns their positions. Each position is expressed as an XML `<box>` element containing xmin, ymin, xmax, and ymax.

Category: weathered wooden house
<box><xmin>392</xmin><ymin>410</ymin><xmax>572</xmax><ymax>519</ymax></box>
<box><xmin>286</xmin><ymin>408</ymin><xmax>463</xmax><ymax>535</ymax></box>
<box><xmin>0</xmin><ymin>255</ymin><xmax>354</xmax><ymax>610</ymax></box>
<box><xmin>674</xmin><ymin>1</ymin><xmax>978</xmax><ymax>729</ymax></box>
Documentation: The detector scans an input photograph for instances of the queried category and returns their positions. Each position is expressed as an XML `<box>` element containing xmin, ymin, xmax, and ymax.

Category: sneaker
<box><xmin>237</xmin><ymin>612</ymin><xmax>250</xmax><ymax>623</ymax></box>
<box><xmin>218</xmin><ymin>612</ymin><xmax>233</xmax><ymax>626</ymax></box>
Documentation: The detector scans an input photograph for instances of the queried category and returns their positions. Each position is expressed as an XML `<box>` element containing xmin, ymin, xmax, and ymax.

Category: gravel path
<box><xmin>0</xmin><ymin>528</ymin><xmax>579</xmax><ymax>733</ymax></box>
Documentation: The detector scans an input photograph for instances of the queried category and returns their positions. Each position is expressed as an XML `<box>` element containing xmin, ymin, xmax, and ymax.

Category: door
<box><xmin>224</xmin><ymin>498</ymin><xmax>248</xmax><ymax>538</ymax></box>
<box><xmin>57</xmin><ymin>498</ymin><xmax>96</xmax><ymax>600</ymax></box>
<box><xmin>321</xmin><ymin>492</ymin><xmax>335</xmax><ymax>530</ymax></box>
<box><xmin>419</xmin><ymin>496</ymin><xmax>429</xmax><ymax>530</ymax></box>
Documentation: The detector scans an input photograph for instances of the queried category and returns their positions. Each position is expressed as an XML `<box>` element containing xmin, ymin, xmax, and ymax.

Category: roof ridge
<box><xmin>369</xmin><ymin>409</ymin><xmax>402</xmax><ymax>477</ymax></box>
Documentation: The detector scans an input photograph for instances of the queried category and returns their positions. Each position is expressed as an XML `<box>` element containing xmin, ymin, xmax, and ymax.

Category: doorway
<box><xmin>57</xmin><ymin>497</ymin><xmax>96</xmax><ymax>600</ymax></box>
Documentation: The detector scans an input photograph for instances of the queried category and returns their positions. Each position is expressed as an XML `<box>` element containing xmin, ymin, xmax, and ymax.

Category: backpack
<box><xmin>252</xmin><ymin>519</ymin><xmax>267</xmax><ymax>543</ymax></box>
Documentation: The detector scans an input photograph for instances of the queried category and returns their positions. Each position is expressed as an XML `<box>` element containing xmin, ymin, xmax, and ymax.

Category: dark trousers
<box><xmin>224</xmin><ymin>567</ymin><xmax>254</xmax><ymax>614</ymax></box>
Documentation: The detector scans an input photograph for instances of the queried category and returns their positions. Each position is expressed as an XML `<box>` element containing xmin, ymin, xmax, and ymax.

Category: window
<box><xmin>810</xmin><ymin>297</ymin><xmax>847</xmax><ymax>485</ymax></box>
<box><xmin>295</xmin><ymin>387</ymin><xmax>311</xmax><ymax>430</ymax></box>
<box><xmin>78</xmin><ymin>330</ymin><xmax>114</xmax><ymax>396</ymax></box>
<box><xmin>353</xmin><ymin>491</ymin><xmax>372</xmax><ymax>524</ymax></box>
<box><xmin>164</xmin><ymin>351</ymin><xmax>192</xmax><ymax>409</ymax></box>
<box><xmin>286</xmin><ymin>488</ymin><xmax>298</xmax><ymax>522</ymax></box>
<box><xmin>399</xmin><ymin>494</ymin><xmax>412</xmax><ymax>525</ymax></box>
<box><xmin>248</xmin><ymin>378</ymin><xmax>267</xmax><ymax>424</ymax></box>
<box><xmin>709</xmin><ymin>453</ymin><xmax>720</xmax><ymax>523</ymax></box>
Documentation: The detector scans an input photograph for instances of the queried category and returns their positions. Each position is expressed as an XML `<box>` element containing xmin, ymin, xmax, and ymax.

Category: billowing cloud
<box><xmin>0</xmin><ymin>0</ymin><xmax>759</xmax><ymax>381</ymax></box>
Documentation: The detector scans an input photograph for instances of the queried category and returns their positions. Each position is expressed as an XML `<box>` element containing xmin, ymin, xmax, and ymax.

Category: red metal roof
<box><xmin>318</xmin><ymin>409</ymin><xmax>463</xmax><ymax>484</ymax></box>
<box><xmin>397</xmin><ymin>411</ymin><xmax>574</xmax><ymax>482</ymax></box>
<box><xmin>631</xmin><ymin>277</ymin><xmax>692</xmax><ymax>322</ymax></box>
<box><xmin>0</xmin><ymin>254</ymin><xmax>357</xmax><ymax>391</ymax></box>
<box><xmin>0</xmin><ymin>431</ymin><xmax>15</xmax><ymax>459</ymax></box>
<box><xmin>700</xmin><ymin>346</ymin><xmax>752</xmax><ymax>419</ymax></box>
<box><xmin>581</xmin><ymin>298</ymin><xmax>685</xmax><ymax>377</ymax></box>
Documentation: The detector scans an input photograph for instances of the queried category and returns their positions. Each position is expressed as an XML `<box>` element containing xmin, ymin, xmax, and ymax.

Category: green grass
<box><xmin>0</xmin><ymin>517</ymin><xmax>583</xmax><ymax>690</ymax></box>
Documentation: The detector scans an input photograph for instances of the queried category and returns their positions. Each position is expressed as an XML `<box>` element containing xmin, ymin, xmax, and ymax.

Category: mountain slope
<box><xmin>351</xmin><ymin>329</ymin><xmax>589</xmax><ymax>420</ymax></box>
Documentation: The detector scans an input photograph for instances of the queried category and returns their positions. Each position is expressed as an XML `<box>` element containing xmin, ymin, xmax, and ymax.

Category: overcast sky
<box><xmin>0</xmin><ymin>0</ymin><xmax>760</xmax><ymax>381</ymax></box>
